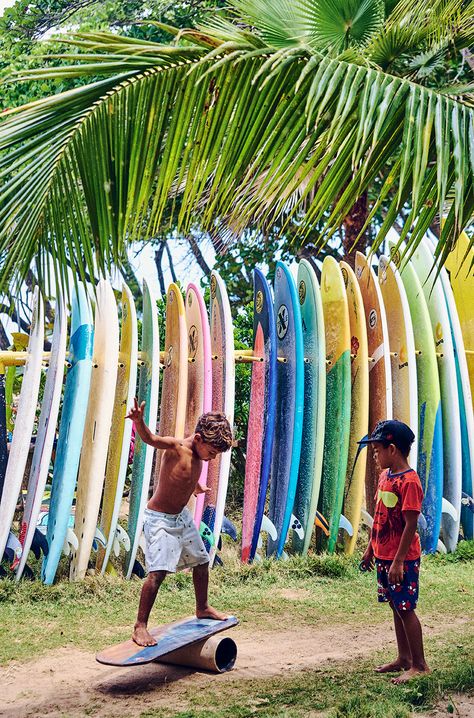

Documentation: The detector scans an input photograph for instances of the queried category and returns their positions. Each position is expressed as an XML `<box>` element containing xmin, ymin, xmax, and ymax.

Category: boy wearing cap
<box><xmin>360</xmin><ymin>420</ymin><xmax>430</xmax><ymax>684</ymax></box>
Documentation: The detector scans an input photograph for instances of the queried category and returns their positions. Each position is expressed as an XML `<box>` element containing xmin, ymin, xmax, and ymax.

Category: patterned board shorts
<box><xmin>143</xmin><ymin>506</ymin><xmax>209</xmax><ymax>574</ymax></box>
<box><xmin>375</xmin><ymin>558</ymin><xmax>420</xmax><ymax>611</ymax></box>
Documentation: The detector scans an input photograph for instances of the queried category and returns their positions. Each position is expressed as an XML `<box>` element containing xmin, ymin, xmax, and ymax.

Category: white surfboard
<box><xmin>16</xmin><ymin>296</ymin><xmax>67</xmax><ymax>579</ymax></box>
<box><xmin>0</xmin><ymin>288</ymin><xmax>44</xmax><ymax>562</ymax></box>
<box><xmin>69</xmin><ymin>280</ymin><xmax>119</xmax><ymax>581</ymax></box>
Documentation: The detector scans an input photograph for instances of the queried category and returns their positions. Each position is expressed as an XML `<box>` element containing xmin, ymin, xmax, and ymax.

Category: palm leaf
<box><xmin>0</xmin><ymin>28</ymin><xmax>472</xmax><ymax>294</ymax></box>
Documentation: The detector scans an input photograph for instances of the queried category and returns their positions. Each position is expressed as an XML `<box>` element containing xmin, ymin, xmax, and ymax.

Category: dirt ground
<box><xmin>1</xmin><ymin>620</ymin><xmax>472</xmax><ymax>718</ymax></box>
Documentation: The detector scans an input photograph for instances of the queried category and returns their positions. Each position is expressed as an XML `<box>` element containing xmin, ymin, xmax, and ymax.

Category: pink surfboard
<box><xmin>185</xmin><ymin>284</ymin><xmax>212</xmax><ymax>526</ymax></box>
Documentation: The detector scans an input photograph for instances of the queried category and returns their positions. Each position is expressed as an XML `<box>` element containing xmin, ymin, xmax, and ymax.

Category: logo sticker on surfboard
<box><xmin>398</xmin><ymin>345</ymin><xmax>408</xmax><ymax>369</ymax></box>
<box><xmin>435</xmin><ymin>322</ymin><xmax>444</xmax><ymax>346</ymax></box>
<box><xmin>341</xmin><ymin>267</ymin><xmax>348</xmax><ymax>287</ymax></box>
<box><xmin>210</xmin><ymin>275</ymin><xmax>217</xmax><ymax>299</ymax></box>
<box><xmin>188</xmin><ymin>325</ymin><xmax>198</xmax><ymax>359</ymax></box>
<box><xmin>187</xmin><ymin>292</ymin><xmax>193</xmax><ymax>307</ymax></box>
<box><xmin>256</xmin><ymin>290</ymin><xmax>264</xmax><ymax>314</ymax></box>
<box><xmin>298</xmin><ymin>280</ymin><xmax>306</xmax><ymax>305</ymax></box>
<box><xmin>276</xmin><ymin>305</ymin><xmax>289</xmax><ymax>340</ymax></box>
<box><xmin>390</xmin><ymin>249</ymin><xmax>401</xmax><ymax>268</ymax></box>
<box><xmin>369</xmin><ymin>309</ymin><xmax>377</xmax><ymax>329</ymax></box>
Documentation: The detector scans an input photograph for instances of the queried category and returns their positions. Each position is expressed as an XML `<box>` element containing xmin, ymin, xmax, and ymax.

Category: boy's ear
<box><xmin>194</xmin><ymin>432</ymin><xmax>203</xmax><ymax>444</ymax></box>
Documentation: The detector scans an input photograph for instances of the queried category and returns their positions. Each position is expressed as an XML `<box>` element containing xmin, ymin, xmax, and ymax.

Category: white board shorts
<box><xmin>143</xmin><ymin>506</ymin><xmax>209</xmax><ymax>574</ymax></box>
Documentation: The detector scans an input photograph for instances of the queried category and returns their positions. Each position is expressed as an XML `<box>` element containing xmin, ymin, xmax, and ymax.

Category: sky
<box><xmin>0</xmin><ymin>0</ymin><xmax>17</xmax><ymax>16</ymax></box>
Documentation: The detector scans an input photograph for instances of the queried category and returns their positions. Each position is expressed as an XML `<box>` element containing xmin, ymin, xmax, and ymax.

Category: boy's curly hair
<box><xmin>195</xmin><ymin>412</ymin><xmax>233</xmax><ymax>453</ymax></box>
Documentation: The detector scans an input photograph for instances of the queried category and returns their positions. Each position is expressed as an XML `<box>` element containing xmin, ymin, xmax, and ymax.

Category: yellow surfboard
<box><xmin>340</xmin><ymin>262</ymin><xmax>369</xmax><ymax>555</ymax></box>
<box><xmin>378</xmin><ymin>256</ymin><xmax>418</xmax><ymax>468</ymax></box>
<box><xmin>154</xmin><ymin>284</ymin><xmax>188</xmax><ymax>487</ymax></box>
<box><xmin>445</xmin><ymin>230</ymin><xmax>474</xmax><ymax>410</ymax></box>
<box><xmin>96</xmin><ymin>283</ymin><xmax>138</xmax><ymax>573</ymax></box>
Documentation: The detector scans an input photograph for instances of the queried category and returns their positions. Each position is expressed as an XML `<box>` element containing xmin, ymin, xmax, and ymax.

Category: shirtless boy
<box><xmin>126</xmin><ymin>399</ymin><xmax>233</xmax><ymax>646</ymax></box>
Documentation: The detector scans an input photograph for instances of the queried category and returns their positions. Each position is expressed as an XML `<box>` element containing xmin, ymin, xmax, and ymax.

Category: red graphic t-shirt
<box><xmin>371</xmin><ymin>468</ymin><xmax>423</xmax><ymax>560</ymax></box>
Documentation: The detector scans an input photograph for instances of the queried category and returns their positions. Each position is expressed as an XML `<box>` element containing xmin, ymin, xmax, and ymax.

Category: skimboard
<box><xmin>391</xmin><ymin>244</ymin><xmax>443</xmax><ymax>553</ymax></box>
<box><xmin>185</xmin><ymin>284</ymin><xmax>212</xmax><ymax>526</ymax></box>
<box><xmin>42</xmin><ymin>283</ymin><xmax>94</xmax><ymax>584</ymax></box>
<box><xmin>268</xmin><ymin>262</ymin><xmax>304</xmax><ymax>557</ymax></box>
<box><xmin>96</xmin><ymin>283</ymin><xmax>138</xmax><ymax>573</ymax></box>
<box><xmin>425</xmin><ymin>233</ymin><xmax>474</xmax><ymax>542</ymax></box>
<box><xmin>318</xmin><ymin>257</ymin><xmax>351</xmax><ymax>553</ymax></box>
<box><xmin>378</xmin><ymin>256</ymin><xmax>418</xmax><ymax>467</ymax></box>
<box><xmin>125</xmin><ymin>280</ymin><xmax>160</xmax><ymax>579</ymax></box>
<box><xmin>16</xmin><ymin>297</ymin><xmax>67</xmax><ymax>580</ymax></box>
<box><xmin>411</xmin><ymin>239</ymin><xmax>462</xmax><ymax>552</ymax></box>
<box><xmin>0</xmin><ymin>288</ymin><xmax>44</xmax><ymax>562</ymax></box>
<box><xmin>154</xmin><ymin>284</ymin><xmax>188</xmax><ymax>489</ymax></box>
<box><xmin>96</xmin><ymin>615</ymin><xmax>238</xmax><ymax>667</ymax></box>
<box><xmin>241</xmin><ymin>269</ymin><xmax>277</xmax><ymax>563</ymax></box>
<box><xmin>202</xmin><ymin>271</ymin><xmax>235</xmax><ymax>565</ymax></box>
<box><xmin>292</xmin><ymin>260</ymin><xmax>326</xmax><ymax>555</ymax></box>
<box><xmin>355</xmin><ymin>252</ymin><xmax>392</xmax><ymax>517</ymax></box>
<box><xmin>341</xmin><ymin>261</ymin><xmax>368</xmax><ymax>555</ymax></box>
<box><xmin>70</xmin><ymin>280</ymin><xmax>119</xmax><ymax>581</ymax></box>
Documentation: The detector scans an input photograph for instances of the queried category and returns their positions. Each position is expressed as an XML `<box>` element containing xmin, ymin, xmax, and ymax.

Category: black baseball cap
<box><xmin>357</xmin><ymin>420</ymin><xmax>415</xmax><ymax>453</ymax></box>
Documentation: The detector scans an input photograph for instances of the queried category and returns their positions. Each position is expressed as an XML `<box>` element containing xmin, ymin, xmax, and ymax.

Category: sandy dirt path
<box><xmin>1</xmin><ymin>619</ymin><xmax>471</xmax><ymax>718</ymax></box>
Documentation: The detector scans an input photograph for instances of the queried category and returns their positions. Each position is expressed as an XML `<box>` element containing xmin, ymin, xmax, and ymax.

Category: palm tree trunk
<box><xmin>342</xmin><ymin>191</ymin><xmax>369</xmax><ymax>266</ymax></box>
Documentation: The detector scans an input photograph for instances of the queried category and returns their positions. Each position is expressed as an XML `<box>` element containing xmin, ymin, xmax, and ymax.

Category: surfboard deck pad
<box><xmin>96</xmin><ymin>615</ymin><xmax>238</xmax><ymax>666</ymax></box>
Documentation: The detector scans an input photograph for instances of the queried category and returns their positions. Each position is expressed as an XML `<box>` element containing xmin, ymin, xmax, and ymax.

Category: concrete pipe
<box><xmin>157</xmin><ymin>635</ymin><xmax>237</xmax><ymax>673</ymax></box>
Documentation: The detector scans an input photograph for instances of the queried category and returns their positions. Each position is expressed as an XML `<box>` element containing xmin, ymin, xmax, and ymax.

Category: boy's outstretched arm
<box><xmin>126</xmin><ymin>398</ymin><xmax>180</xmax><ymax>450</ymax></box>
<box><xmin>388</xmin><ymin>511</ymin><xmax>418</xmax><ymax>584</ymax></box>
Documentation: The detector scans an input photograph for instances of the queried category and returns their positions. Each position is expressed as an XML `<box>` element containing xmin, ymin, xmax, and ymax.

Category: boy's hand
<box><xmin>388</xmin><ymin>559</ymin><xmax>404</xmax><ymax>585</ymax></box>
<box><xmin>126</xmin><ymin>398</ymin><xmax>146</xmax><ymax>424</ymax></box>
<box><xmin>360</xmin><ymin>546</ymin><xmax>375</xmax><ymax>572</ymax></box>
<box><xmin>194</xmin><ymin>482</ymin><xmax>211</xmax><ymax>497</ymax></box>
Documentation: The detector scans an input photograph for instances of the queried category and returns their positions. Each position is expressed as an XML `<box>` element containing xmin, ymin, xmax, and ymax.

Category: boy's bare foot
<box><xmin>132</xmin><ymin>624</ymin><xmax>157</xmax><ymax>646</ymax></box>
<box><xmin>392</xmin><ymin>666</ymin><xmax>431</xmax><ymax>684</ymax></box>
<box><xmin>375</xmin><ymin>659</ymin><xmax>411</xmax><ymax>673</ymax></box>
<box><xmin>196</xmin><ymin>606</ymin><xmax>229</xmax><ymax>621</ymax></box>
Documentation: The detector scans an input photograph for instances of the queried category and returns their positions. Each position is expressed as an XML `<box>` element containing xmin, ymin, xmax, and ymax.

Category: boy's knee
<box><xmin>148</xmin><ymin>570</ymin><xmax>167</xmax><ymax>585</ymax></box>
<box><xmin>193</xmin><ymin>561</ymin><xmax>209</xmax><ymax>575</ymax></box>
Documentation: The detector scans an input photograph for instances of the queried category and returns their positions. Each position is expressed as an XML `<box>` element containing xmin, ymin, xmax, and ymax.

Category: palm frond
<box><xmin>0</xmin><ymin>28</ymin><xmax>473</xmax><ymax>294</ymax></box>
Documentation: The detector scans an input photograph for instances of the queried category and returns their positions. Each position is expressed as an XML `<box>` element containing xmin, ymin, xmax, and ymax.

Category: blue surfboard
<box><xmin>42</xmin><ymin>284</ymin><xmax>93</xmax><ymax>584</ymax></box>
<box><xmin>267</xmin><ymin>262</ymin><xmax>304</xmax><ymax>558</ymax></box>
<box><xmin>247</xmin><ymin>269</ymin><xmax>277</xmax><ymax>562</ymax></box>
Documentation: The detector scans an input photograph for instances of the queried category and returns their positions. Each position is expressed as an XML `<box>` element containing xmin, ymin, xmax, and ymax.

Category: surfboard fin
<box><xmin>290</xmin><ymin>514</ymin><xmax>304</xmax><ymax>540</ymax></box>
<box><xmin>92</xmin><ymin>527</ymin><xmax>107</xmax><ymax>551</ymax></box>
<box><xmin>114</xmin><ymin>525</ymin><xmax>131</xmax><ymax>553</ymax></box>
<box><xmin>254</xmin><ymin>552</ymin><xmax>262</xmax><ymax>562</ymax></box>
<box><xmin>63</xmin><ymin>528</ymin><xmax>78</xmax><ymax>556</ymax></box>
<box><xmin>417</xmin><ymin>513</ymin><xmax>427</xmax><ymax>531</ymax></box>
<box><xmin>437</xmin><ymin>539</ymin><xmax>447</xmax><ymax>554</ymax></box>
<box><xmin>131</xmin><ymin>559</ymin><xmax>145</xmax><ymax>579</ymax></box>
<box><xmin>360</xmin><ymin>510</ymin><xmax>373</xmax><ymax>529</ymax></box>
<box><xmin>339</xmin><ymin>514</ymin><xmax>353</xmax><ymax>536</ymax></box>
<box><xmin>221</xmin><ymin>516</ymin><xmax>237</xmax><ymax>541</ymax></box>
<box><xmin>441</xmin><ymin>498</ymin><xmax>458</xmax><ymax>521</ymax></box>
<box><xmin>461</xmin><ymin>492</ymin><xmax>474</xmax><ymax>513</ymax></box>
<box><xmin>31</xmin><ymin>528</ymin><xmax>49</xmax><ymax>559</ymax></box>
<box><xmin>314</xmin><ymin>511</ymin><xmax>330</xmax><ymax>536</ymax></box>
<box><xmin>260</xmin><ymin>514</ymin><xmax>277</xmax><ymax>541</ymax></box>
<box><xmin>5</xmin><ymin>532</ymin><xmax>22</xmax><ymax>568</ymax></box>
<box><xmin>199</xmin><ymin>521</ymin><xmax>215</xmax><ymax>546</ymax></box>
<box><xmin>280</xmin><ymin>550</ymin><xmax>289</xmax><ymax>561</ymax></box>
